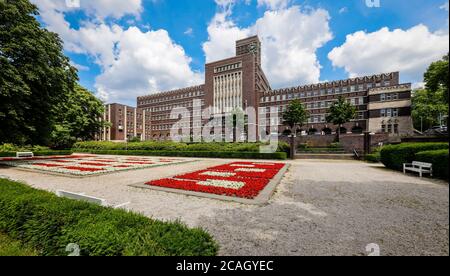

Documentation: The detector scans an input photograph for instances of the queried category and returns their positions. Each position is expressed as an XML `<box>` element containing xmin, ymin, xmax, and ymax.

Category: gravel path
<box><xmin>1</xmin><ymin>157</ymin><xmax>448</xmax><ymax>256</ymax></box>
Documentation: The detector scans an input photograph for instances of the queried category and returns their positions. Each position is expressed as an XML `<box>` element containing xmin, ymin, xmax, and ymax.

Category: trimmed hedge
<box><xmin>0</xmin><ymin>179</ymin><xmax>218</xmax><ymax>256</ymax></box>
<box><xmin>74</xmin><ymin>150</ymin><xmax>287</xmax><ymax>160</ymax></box>
<box><xmin>415</xmin><ymin>150</ymin><xmax>449</xmax><ymax>179</ymax></box>
<box><xmin>380</xmin><ymin>143</ymin><xmax>449</xmax><ymax>171</ymax></box>
<box><xmin>73</xmin><ymin>141</ymin><xmax>290</xmax><ymax>154</ymax></box>
<box><xmin>0</xmin><ymin>151</ymin><xmax>73</xmax><ymax>158</ymax></box>
<box><xmin>364</xmin><ymin>152</ymin><xmax>381</xmax><ymax>163</ymax></box>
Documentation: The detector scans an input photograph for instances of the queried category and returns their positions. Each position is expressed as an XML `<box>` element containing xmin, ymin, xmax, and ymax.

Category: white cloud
<box><xmin>203</xmin><ymin>5</ymin><xmax>333</xmax><ymax>88</ymax></box>
<box><xmin>32</xmin><ymin>0</ymin><xmax>202</xmax><ymax>105</ymax></box>
<box><xmin>184</xmin><ymin>27</ymin><xmax>194</xmax><ymax>36</ymax></box>
<box><xmin>95</xmin><ymin>28</ymin><xmax>203</xmax><ymax>103</ymax></box>
<box><xmin>339</xmin><ymin>7</ymin><xmax>348</xmax><ymax>14</ymax></box>
<box><xmin>257</xmin><ymin>0</ymin><xmax>290</xmax><ymax>10</ymax></box>
<box><xmin>440</xmin><ymin>1</ymin><xmax>449</xmax><ymax>12</ymax></box>
<box><xmin>328</xmin><ymin>25</ymin><xmax>449</xmax><ymax>85</ymax></box>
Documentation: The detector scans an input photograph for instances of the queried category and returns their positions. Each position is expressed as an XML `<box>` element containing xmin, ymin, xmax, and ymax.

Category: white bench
<box><xmin>56</xmin><ymin>190</ymin><xmax>130</xmax><ymax>210</ymax></box>
<box><xmin>403</xmin><ymin>161</ymin><xmax>433</xmax><ymax>178</ymax></box>
<box><xmin>16</xmin><ymin>152</ymin><xmax>34</xmax><ymax>158</ymax></box>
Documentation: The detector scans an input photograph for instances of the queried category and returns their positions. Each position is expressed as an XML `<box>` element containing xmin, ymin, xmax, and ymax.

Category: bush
<box><xmin>380</xmin><ymin>143</ymin><xmax>449</xmax><ymax>171</ymax></box>
<box><xmin>364</xmin><ymin>153</ymin><xmax>381</xmax><ymax>163</ymax></box>
<box><xmin>72</xmin><ymin>141</ymin><xmax>289</xmax><ymax>156</ymax></box>
<box><xmin>0</xmin><ymin>151</ymin><xmax>73</xmax><ymax>158</ymax></box>
<box><xmin>73</xmin><ymin>150</ymin><xmax>287</xmax><ymax>160</ymax></box>
<box><xmin>0</xmin><ymin>144</ymin><xmax>51</xmax><ymax>153</ymax></box>
<box><xmin>415</xmin><ymin>149</ymin><xmax>449</xmax><ymax>179</ymax></box>
<box><xmin>0</xmin><ymin>179</ymin><xmax>218</xmax><ymax>256</ymax></box>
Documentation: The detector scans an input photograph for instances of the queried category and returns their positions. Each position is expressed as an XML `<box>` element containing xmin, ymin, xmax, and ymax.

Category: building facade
<box><xmin>100</xmin><ymin>103</ymin><xmax>147</xmax><ymax>141</ymax></box>
<box><xmin>101</xmin><ymin>36</ymin><xmax>413</xmax><ymax>142</ymax></box>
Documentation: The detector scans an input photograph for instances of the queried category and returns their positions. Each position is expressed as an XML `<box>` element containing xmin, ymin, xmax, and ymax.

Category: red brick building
<box><xmin>101</xmin><ymin>36</ymin><xmax>413</xmax><ymax>142</ymax></box>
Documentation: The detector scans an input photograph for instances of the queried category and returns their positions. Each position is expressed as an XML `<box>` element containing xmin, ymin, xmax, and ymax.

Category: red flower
<box><xmin>62</xmin><ymin>166</ymin><xmax>105</xmax><ymax>172</ymax></box>
<box><xmin>33</xmin><ymin>163</ymin><xmax>63</xmax><ymax>168</ymax></box>
<box><xmin>79</xmin><ymin>162</ymin><xmax>109</xmax><ymax>167</ymax></box>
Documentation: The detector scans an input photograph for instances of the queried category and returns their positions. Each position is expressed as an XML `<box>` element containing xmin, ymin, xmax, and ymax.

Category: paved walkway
<box><xmin>0</xmin><ymin>157</ymin><xmax>448</xmax><ymax>256</ymax></box>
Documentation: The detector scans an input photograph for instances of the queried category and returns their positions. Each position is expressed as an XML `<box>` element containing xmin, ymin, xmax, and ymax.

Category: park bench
<box><xmin>56</xmin><ymin>190</ymin><xmax>130</xmax><ymax>210</ymax></box>
<box><xmin>16</xmin><ymin>152</ymin><xmax>34</xmax><ymax>158</ymax></box>
<box><xmin>403</xmin><ymin>161</ymin><xmax>433</xmax><ymax>178</ymax></box>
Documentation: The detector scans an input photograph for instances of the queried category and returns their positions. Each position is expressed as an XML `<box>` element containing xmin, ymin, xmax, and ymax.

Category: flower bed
<box><xmin>0</xmin><ymin>155</ymin><xmax>191</xmax><ymax>176</ymax></box>
<box><xmin>146</xmin><ymin>161</ymin><xmax>285</xmax><ymax>199</ymax></box>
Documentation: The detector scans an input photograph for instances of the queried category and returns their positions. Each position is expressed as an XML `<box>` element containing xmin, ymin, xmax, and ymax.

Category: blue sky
<box><xmin>32</xmin><ymin>0</ymin><xmax>449</xmax><ymax>106</ymax></box>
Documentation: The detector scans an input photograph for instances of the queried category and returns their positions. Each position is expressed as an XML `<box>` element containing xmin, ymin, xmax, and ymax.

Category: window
<box><xmin>392</xmin><ymin>108</ymin><xmax>399</xmax><ymax>117</ymax></box>
<box><xmin>386</xmin><ymin>108</ymin><xmax>392</xmax><ymax>117</ymax></box>
<box><xmin>350</xmin><ymin>85</ymin><xmax>356</xmax><ymax>92</ymax></box>
<box><xmin>328</xmin><ymin>89</ymin><xmax>333</xmax><ymax>95</ymax></box>
<box><xmin>388</xmin><ymin>124</ymin><xmax>393</xmax><ymax>133</ymax></box>
<box><xmin>381</xmin><ymin>109</ymin><xmax>386</xmax><ymax>117</ymax></box>
<box><xmin>367</xmin><ymin>83</ymin><xmax>373</xmax><ymax>89</ymax></box>
<box><xmin>384</xmin><ymin>81</ymin><xmax>391</xmax><ymax>86</ymax></box>
<box><xmin>394</xmin><ymin>124</ymin><xmax>399</xmax><ymax>134</ymax></box>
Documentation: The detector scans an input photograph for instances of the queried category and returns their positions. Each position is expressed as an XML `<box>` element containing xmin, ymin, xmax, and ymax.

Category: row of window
<box><xmin>380</xmin><ymin>93</ymin><xmax>399</xmax><ymax>102</ymax></box>
<box><xmin>214</xmin><ymin>62</ymin><xmax>242</xmax><ymax>74</ymax></box>
<box><xmin>382</xmin><ymin>124</ymin><xmax>400</xmax><ymax>134</ymax></box>
<box><xmin>139</xmin><ymin>91</ymin><xmax>204</xmax><ymax>105</ymax></box>
<box><xmin>142</xmin><ymin>100</ymin><xmax>205</xmax><ymax>113</ymax></box>
<box><xmin>380</xmin><ymin>108</ymin><xmax>399</xmax><ymax>118</ymax></box>
<box><xmin>261</xmin><ymin>81</ymin><xmax>391</xmax><ymax>102</ymax></box>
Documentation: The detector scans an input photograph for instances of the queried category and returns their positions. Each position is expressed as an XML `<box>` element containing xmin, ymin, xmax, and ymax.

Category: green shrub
<box><xmin>415</xmin><ymin>149</ymin><xmax>449</xmax><ymax>179</ymax></box>
<box><xmin>329</xmin><ymin>142</ymin><xmax>342</xmax><ymax>149</ymax></box>
<box><xmin>380</xmin><ymin>143</ymin><xmax>449</xmax><ymax>171</ymax></box>
<box><xmin>73</xmin><ymin>150</ymin><xmax>287</xmax><ymax>160</ymax></box>
<box><xmin>72</xmin><ymin>141</ymin><xmax>289</xmax><ymax>157</ymax></box>
<box><xmin>364</xmin><ymin>153</ymin><xmax>381</xmax><ymax>163</ymax></box>
<box><xmin>0</xmin><ymin>179</ymin><xmax>218</xmax><ymax>256</ymax></box>
<box><xmin>0</xmin><ymin>151</ymin><xmax>73</xmax><ymax>157</ymax></box>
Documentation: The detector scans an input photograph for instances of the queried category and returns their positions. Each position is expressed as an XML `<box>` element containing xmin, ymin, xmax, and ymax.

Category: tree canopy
<box><xmin>282</xmin><ymin>100</ymin><xmax>309</xmax><ymax>130</ymax></box>
<box><xmin>424</xmin><ymin>54</ymin><xmax>449</xmax><ymax>104</ymax></box>
<box><xmin>326</xmin><ymin>96</ymin><xmax>357</xmax><ymax>126</ymax></box>
<box><xmin>412</xmin><ymin>54</ymin><xmax>449</xmax><ymax>130</ymax></box>
<box><xmin>0</xmin><ymin>0</ymin><xmax>105</xmax><ymax>147</ymax></box>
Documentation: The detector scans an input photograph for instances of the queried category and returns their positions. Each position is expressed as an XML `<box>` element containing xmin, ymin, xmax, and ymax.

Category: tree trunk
<box><xmin>337</xmin><ymin>126</ymin><xmax>341</xmax><ymax>142</ymax></box>
<box><xmin>290</xmin><ymin>133</ymin><xmax>296</xmax><ymax>160</ymax></box>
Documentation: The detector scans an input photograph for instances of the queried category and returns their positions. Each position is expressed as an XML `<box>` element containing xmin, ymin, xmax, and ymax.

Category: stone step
<box><xmin>295</xmin><ymin>153</ymin><xmax>356</xmax><ymax>160</ymax></box>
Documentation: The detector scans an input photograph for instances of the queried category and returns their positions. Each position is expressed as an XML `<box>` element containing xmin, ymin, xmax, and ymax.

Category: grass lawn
<box><xmin>0</xmin><ymin>232</ymin><xmax>37</xmax><ymax>256</ymax></box>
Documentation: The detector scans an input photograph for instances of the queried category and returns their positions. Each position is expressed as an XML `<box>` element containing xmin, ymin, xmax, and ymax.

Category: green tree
<box><xmin>282</xmin><ymin>100</ymin><xmax>309</xmax><ymax>158</ymax></box>
<box><xmin>51</xmin><ymin>84</ymin><xmax>106</xmax><ymax>148</ymax></box>
<box><xmin>326</xmin><ymin>96</ymin><xmax>357</xmax><ymax>142</ymax></box>
<box><xmin>412</xmin><ymin>89</ymin><xmax>448</xmax><ymax>131</ymax></box>
<box><xmin>0</xmin><ymin>0</ymin><xmax>78</xmax><ymax>145</ymax></box>
<box><xmin>424</xmin><ymin>54</ymin><xmax>449</xmax><ymax>104</ymax></box>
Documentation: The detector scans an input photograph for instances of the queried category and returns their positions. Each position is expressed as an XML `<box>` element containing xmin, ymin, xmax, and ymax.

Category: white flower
<box><xmin>197</xmin><ymin>180</ymin><xmax>245</xmax><ymax>190</ymax></box>
<box><xmin>200</xmin><ymin>171</ymin><xmax>236</xmax><ymax>177</ymax></box>
<box><xmin>230</xmin><ymin>164</ymin><xmax>255</xmax><ymax>168</ymax></box>
<box><xmin>235</xmin><ymin>168</ymin><xmax>266</xmax><ymax>173</ymax></box>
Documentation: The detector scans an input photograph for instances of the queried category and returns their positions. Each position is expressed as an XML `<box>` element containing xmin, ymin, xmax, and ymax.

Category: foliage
<box><xmin>380</xmin><ymin>143</ymin><xmax>449</xmax><ymax>171</ymax></box>
<box><xmin>424</xmin><ymin>54</ymin><xmax>449</xmax><ymax>104</ymax></box>
<box><xmin>50</xmin><ymin>84</ymin><xmax>106</xmax><ymax>149</ymax></box>
<box><xmin>0</xmin><ymin>232</ymin><xmax>37</xmax><ymax>256</ymax></box>
<box><xmin>412</xmin><ymin>54</ymin><xmax>449</xmax><ymax>130</ymax></box>
<box><xmin>73</xmin><ymin>150</ymin><xmax>287</xmax><ymax>160</ymax></box>
<box><xmin>0</xmin><ymin>143</ymin><xmax>50</xmax><ymax>152</ymax></box>
<box><xmin>282</xmin><ymin>100</ymin><xmax>309</xmax><ymax>130</ymax></box>
<box><xmin>73</xmin><ymin>141</ymin><xmax>289</xmax><ymax>153</ymax></box>
<box><xmin>326</xmin><ymin>97</ymin><xmax>356</xmax><ymax>141</ymax></box>
<box><xmin>412</xmin><ymin>89</ymin><xmax>448</xmax><ymax>131</ymax></box>
<box><xmin>0</xmin><ymin>150</ymin><xmax>72</xmax><ymax>157</ymax></box>
<box><xmin>0</xmin><ymin>179</ymin><xmax>219</xmax><ymax>256</ymax></box>
<box><xmin>415</xmin><ymin>149</ymin><xmax>449</xmax><ymax>179</ymax></box>
<box><xmin>0</xmin><ymin>0</ymin><xmax>78</xmax><ymax>145</ymax></box>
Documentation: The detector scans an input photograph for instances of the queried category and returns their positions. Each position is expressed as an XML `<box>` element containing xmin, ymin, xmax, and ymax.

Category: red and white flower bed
<box><xmin>0</xmin><ymin>155</ymin><xmax>189</xmax><ymax>176</ymax></box>
<box><xmin>146</xmin><ymin>161</ymin><xmax>285</xmax><ymax>199</ymax></box>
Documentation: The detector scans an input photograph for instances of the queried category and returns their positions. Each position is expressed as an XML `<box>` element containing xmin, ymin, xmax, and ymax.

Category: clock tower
<box><xmin>235</xmin><ymin>36</ymin><xmax>261</xmax><ymax>66</ymax></box>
